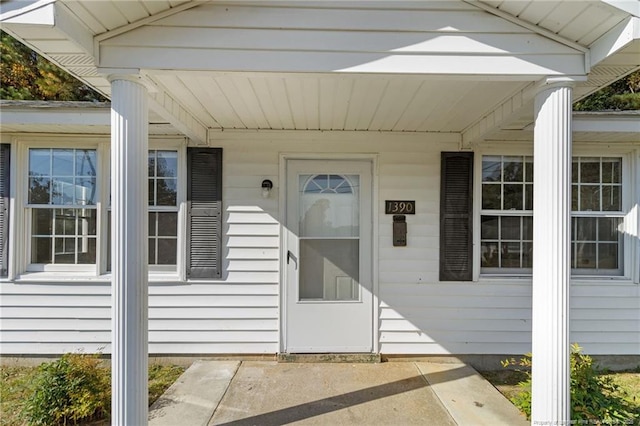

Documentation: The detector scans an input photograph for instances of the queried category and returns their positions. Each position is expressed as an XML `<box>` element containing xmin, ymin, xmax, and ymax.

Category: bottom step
<box><xmin>277</xmin><ymin>353</ymin><xmax>381</xmax><ymax>363</ymax></box>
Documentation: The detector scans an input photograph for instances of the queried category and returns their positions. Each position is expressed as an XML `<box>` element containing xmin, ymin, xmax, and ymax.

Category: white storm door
<box><xmin>285</xmin><ymin>160</ymin><xmax>373</xmax><ymax>353</ymax></box>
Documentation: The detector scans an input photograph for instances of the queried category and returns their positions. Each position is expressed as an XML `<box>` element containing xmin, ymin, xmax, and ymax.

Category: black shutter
<box><xmin>0</xmin><ymin>144</ymin><xmax>10</xmax><ymax>277</ymax></box>
<box><xmin>187</xmin><ymin>147</ymin><xmax>222</xmax><ymax>279</ymax></box>
<box><xmin>440</xmin><ymin>152</ymin><xmax>473</xmax><ymax>281</ymax></box>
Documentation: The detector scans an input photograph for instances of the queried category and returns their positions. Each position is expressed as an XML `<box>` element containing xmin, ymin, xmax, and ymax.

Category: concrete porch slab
<box><xmin>416</xmin><ymin>362</ymin><xmax>529</xmax><ymax>426</ymax></box>
<box><xmin>209</xmin><ymin>361</ymin><xmax>455</xmax><ymax>425</ymax></box>
<box><xmin>149</xmin><ymin>360</ymin><xmax>240</xmax><ymax>426</ymax></box>
<box><xmin>148</xmin><ymin>359</ymin><xmax>530</xmax><ymax>425</ymax></box>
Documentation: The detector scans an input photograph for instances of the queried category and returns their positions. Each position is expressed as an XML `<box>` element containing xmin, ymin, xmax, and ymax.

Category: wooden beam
<box><xmin>97</xmin><ymin>3</ymin><xmax>586</xmax><ymax>76</ymax></box>
<box><xmin>0</xmin><ymin>107</ymin><xmax>110</xmax><ymax>127</ymax></box>
<box><xmin>146</xmin><ymin>85</ymin><xmax>208</xmax><ymax>145</ymax></box>
<box><xmin>590</xmin><ymin>16</ymin><xmax>640</xmax><ymax>66</ymax></box>
<box><xmin>461</xmin><ymin>82</ymin><xmax>537</xmax><ymax>147</ymax></box>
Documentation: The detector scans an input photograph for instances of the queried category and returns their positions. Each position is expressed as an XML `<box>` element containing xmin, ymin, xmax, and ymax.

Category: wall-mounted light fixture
<box><xmin>261</xmin><ymin>179</ymin><xmax>273</xmax><ymax>198</ymax></box>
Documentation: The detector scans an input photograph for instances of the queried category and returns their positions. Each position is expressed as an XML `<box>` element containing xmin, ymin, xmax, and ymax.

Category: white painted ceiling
<box><xmin>148</xmin><ymin>73</ymin><xmax>524</xmax><ymax>132</ymax></box>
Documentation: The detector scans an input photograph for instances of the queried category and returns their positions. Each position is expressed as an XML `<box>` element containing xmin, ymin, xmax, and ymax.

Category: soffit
<box><xmin>477</xmin><ymin>0</ymin><xmax>630</xmax><ymax>45</ymax></box>
<box><xmin>148</xmin><ymin>72</ymin><xmax>526</xmax><ymax>132</ymax></box>
<box><xmin>60</xmin><ymin>0</ymin><xmax>191</xmax><ymax>34</ymax></box>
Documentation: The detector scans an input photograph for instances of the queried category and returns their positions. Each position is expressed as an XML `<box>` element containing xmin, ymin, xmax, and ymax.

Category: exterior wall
<box><xmin>98</xmin><ymin>2</ymin><xmax>585</xmax><ymax>76</ymax></box>
<box><xmin>1</xmin><ymin>131</ymin><xmax>638</xmax><ymax>355</ymax></box>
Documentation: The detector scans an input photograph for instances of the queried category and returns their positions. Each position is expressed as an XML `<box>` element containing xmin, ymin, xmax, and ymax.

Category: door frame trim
<box><xmin>278</xmin><ymin>153</ymin><xmax>379</xmax><ymax>354</ymax></box>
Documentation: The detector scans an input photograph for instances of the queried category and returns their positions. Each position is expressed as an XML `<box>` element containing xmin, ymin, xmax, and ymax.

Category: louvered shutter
<box><xmin>0</xmin><ymin>144</ymin><xmax>10</xmax><ymax>278</ymax></box>
<box><xmin>440</xmin><ymin>152</ymin><xmax>473</xmax><ymax>281</ymax></box>
<box><xmin>187</xmin><ymin>148</ymin><xmax>222</xmax><ymax>279</ymax></box>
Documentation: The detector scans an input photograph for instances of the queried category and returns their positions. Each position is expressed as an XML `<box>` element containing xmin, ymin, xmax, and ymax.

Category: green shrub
<box><xmin>22</xmin><ymin>353</ymin><xmax>110</xmax><ymax>425</ymax></box>
<box><xmin>502</xmin><ymin>344</ymin><xmax>639</xmax><ymax>424</ymax></box>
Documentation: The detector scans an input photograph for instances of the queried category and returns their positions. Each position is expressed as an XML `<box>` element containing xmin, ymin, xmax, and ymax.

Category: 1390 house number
<box><xmin>385</xmin><ymin>200</ymin><xmax>415</xmax><ymax>214</ymax></box>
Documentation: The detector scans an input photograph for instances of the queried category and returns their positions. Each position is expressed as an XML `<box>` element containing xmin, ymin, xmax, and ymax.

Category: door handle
<box><xmin>287</xmin><ymin>250</ymin><xmax>298</xmax><ymax>270</ymax></box>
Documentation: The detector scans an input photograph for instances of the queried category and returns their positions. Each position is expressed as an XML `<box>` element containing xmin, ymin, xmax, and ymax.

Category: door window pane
<box><xmin>300</xmin><ymin>174</ymin><xmax>359</xmax><ymax>238</ymax></box>
<box><xmin>299</xmin><ymin>239</ymin><xmax>359</xmax><ymax>301</ymax></box>
<box><xmin>298</xmin><ymin>173</ymin><xmax>360</xmax><ymax>301</ymax></box>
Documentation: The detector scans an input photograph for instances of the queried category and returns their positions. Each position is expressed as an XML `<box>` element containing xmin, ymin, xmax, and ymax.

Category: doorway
<box><xmin>284</xmin><ymin>160</ymin><xmax>373</xmax><ymax>353</ymax></box>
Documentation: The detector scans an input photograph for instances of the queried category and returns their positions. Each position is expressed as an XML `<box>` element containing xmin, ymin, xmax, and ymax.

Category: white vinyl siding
<box><xmin>99</xmin><ymin>2</ymin><xmax>585</xmax><ymax>77</ymax></box>
<box><xmin>0</xmin><ymin>132</ymin><xmax>638</xmax><ymax>355</ymax></box>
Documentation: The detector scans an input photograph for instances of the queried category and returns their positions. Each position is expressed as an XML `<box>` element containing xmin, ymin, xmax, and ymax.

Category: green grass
<box><xmin>600</xmin><ymin>370</ymin><xmax>640</xmax><ymax>412</ymax></box>
<box><xmin>480</xmin><ymin>368</ymin><xmax>640</xmax><ymax>419</ymax></box>
<box><xmin>148</xmin><ymin>363</ymin><xmax>185</xmax><ymax>406</ymax></box>
<box><xmin>0</xmin><ymin>362</ymin><xmax>185</xmax><ymax>426</ymax></box>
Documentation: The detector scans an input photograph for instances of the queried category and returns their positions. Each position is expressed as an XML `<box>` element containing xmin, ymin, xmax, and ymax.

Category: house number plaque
<box><xmin>385</xmin><ymin>200</ymin><xmax>415</xmax><ymax>214</ymax></box>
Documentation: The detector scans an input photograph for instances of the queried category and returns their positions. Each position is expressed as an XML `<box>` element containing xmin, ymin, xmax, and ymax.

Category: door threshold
<box><xmin>278</xmin><ymin>353</ymin><xmax>381</xmax><ymax>363</ymax></box>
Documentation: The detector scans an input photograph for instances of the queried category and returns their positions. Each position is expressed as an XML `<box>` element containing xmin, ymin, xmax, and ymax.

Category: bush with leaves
<box><xmin>502</xmin><ymin>344</ymin><xmax>639</xmax><ymax>425</ymax></box>
<box><xmin>22</xmin><ymin>353</ymin><xmax>110</xmax><ymax>425</ymax></box>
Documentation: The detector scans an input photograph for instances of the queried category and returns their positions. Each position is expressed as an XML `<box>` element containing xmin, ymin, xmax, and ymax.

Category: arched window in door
<box><xmin>302</xmin><ymin>174</ymin><xmax>354</xmax><ymax>194</ymax></box>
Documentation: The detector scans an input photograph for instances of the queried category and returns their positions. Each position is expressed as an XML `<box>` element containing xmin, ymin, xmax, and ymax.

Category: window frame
<box><xmin>105</xmin><ymin>140</ymin><xmax>187</xmax><ymax>278</ymax></box>
<box><xmin>478</xmin><ymin>154</ymin><xmax>534</xmax><ymax>275</ymax></box>
<box><xmin>14</xmin><ymin>137</ymin><xmax>188</xmax><ymax>280</ymax></box>
<box><xmin>473</xmin><ymin>145</ymin><xmax>637</xmax><ymax>282</ymax></box>
<box><xmin>18</xmin><ymin>139</ymin><xmax>106</xmax><ymax>275</ymax></box>
<box><xmin>146</xmin><ymin>144</ymin><xmax>186</xmax><ymax>276</ymax></box>
<box><xmin>570</xmin><ymin>156</ymin><xmax>625</xmax><ymax>276</ymax></box>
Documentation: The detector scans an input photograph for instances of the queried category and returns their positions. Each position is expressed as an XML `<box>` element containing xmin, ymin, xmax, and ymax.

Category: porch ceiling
<box><xmin>147</xmin><ymin>72</ymin><xmax>525</xmax><ymax>133</ymax></box>
<box><xmin>1</xmin><ymin>0</ymin><xmax>638</xmax><ymax>138</ymax></box>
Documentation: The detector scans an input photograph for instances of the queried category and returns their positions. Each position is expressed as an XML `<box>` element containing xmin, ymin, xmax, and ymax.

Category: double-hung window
<box><xmin>19</xmin><ymin>143</ymin><xmax>221</xmax><ymax>279</ymax></box>
<box><xmin>480</xmin><ymin>155</ymin><xmax>533</xmax><ymax>274</ymax></box>
<box><xmin>27</xmin><ymin>148</ymin><xmax>98</xmax><ymax>271</ymax></box>
<box><xmin>107</xmin><ymin>148</ymin><xmax>182</xmax><ymax>274</ymax></box>
<box><xmin>571</xmin><ymin>157</ymin><xmax>623</xmax><ymax>275</ymax></box>
<box><xmin>148</xmin><ymin>150</ymin><xmax>179</xmax><ymax>269</ymax></box>
<box><xmin>478</xmin><ymin>154</ymin><xmax>627</xmax><ymax>277</ymax></box>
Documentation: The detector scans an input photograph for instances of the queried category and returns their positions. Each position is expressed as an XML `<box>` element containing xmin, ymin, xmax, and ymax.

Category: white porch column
<box><xmin>532</xmin><ymin>82</ymin><xmax>573</xmax><ymax>425</ymax></box>
<box><xmin>109</xmin><ymin>76</ymin><xmax>149</xmax><ymax>426</ymax></box>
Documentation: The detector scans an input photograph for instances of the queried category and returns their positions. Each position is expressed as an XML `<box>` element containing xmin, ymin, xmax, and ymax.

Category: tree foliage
<box><xmin>1</xmin><ymin>30</ymin><xmax>105</xmax><ymax>101</ymax></box>
<box><xmin>574</xmin><ymin>71</ymin><xmax>640</xmax><ymax>111</ymax></box>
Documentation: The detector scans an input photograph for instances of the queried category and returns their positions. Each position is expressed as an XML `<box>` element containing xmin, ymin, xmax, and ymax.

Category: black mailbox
<box><xmin>393</xmin><ymin>215</ymin><xmax>407</xmax><ymax>247</ymax></box>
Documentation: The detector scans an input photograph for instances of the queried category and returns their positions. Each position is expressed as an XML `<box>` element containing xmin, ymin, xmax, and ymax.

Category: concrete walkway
<box><xmin>149</xmin><ymin>360</ymin><xmax>529</xmax><ymax>426</ymax></box>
